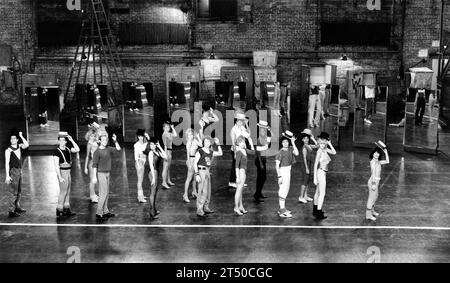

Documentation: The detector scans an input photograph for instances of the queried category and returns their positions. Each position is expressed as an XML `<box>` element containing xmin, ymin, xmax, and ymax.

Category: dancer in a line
<box><xmin>254</xmin><ymin>120</ymin><xmax>271</xmax><ymax>203</ymax></box>
<box><xmin>298</xmin><ymin>129</ymin><xmax>318</xmax><ymax>204</ymax></box>
<box><xmin>275</xmin><ymin>131</ymin><xmax>299</xmax><ymax>218</ymax></box>
<box><xmin>229</xmin><ymin>112</ymin><xmax>250</xmax><ymax>188</ymax></box>
<box><xmin>134</xmin><ymin>129</ymin><xmax>150</xmax><ymax>203</ymax></box>
<box><xmin>4</xmin><ymin>130</ymin><xmax>29</xmax><ymax>217</ymax></box>
<box><xmin>161</xmin><ymin>122</ymin><xmax>177</xmax><ymax>189</ymax></box>
<box><xmin>183</xmin><ymin>128</ymin><xmax>203</xmax><ymax>203</ymax></box>
<box><xmin>145</xmin><ymin>138</ymin><xmax>167</xmax><ymax>219</ymax></box>
<box><xmin>84</xmin><ymin>127</ymin><xmax>99</xmax><ymax>203</ymax></box>
<box><xmin>92</xmin><ymin>132</ymin><xmax>121</xmax><ymax>220</ymax></box>
<box><xmin>53</xmin><ymin>132</ymin><xmax>80</xmax><ymax>217</ymax></box>
<box><xmin>194</xmin><ymin>136</ymin><xmax>223</xmax><ymax>217</ymax></box>
<box><xmin>313</xmin><ymin>132</ymin><xmax>336</xmax><ymax>220</ymax></box>
<box><xmin>366</xmin><ymin>141</ymin><xmax>390</xmax><ymax>221</ymax></box>
<box><xmin>234</xmin><ymin>136</ymin><xmax>255</xmax><ymax>215</ymax></box>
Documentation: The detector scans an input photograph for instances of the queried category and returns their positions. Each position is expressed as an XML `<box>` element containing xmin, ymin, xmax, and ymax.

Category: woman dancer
<box><xmin>146</xmin><ymin>138</ymin><xmax>167</xmax><ymax>219</ymax></box>
<box><xmin>194</xmin><ymin>136</ymin><xmax>223</xmax><ymax>217</ymax></box>
<box><xmin>134</xmin><ymin>129</ymin><xmax>150</xmax><ymax>203</ymax></box>
<box><xmin>366</xmin><ymin>142</ymin><xmax>390</xmax><ymax>221</ymax></box>
<box><xmin>162</xmin><ymin>122</ymin><xmax>177</xmax><ymax>189</ymax></box>
<box><xmin>183</xmin><ymin>128</ymin><xmax>203</xmax><ymax>203</ymax></box>
<box><xmin>313</xmin><ymin>132</ymin><xmax>336</xmax><ymax>220</ymax></box>
<box><xmin>298</xmin><ymin>129</ymin><xmax>318</xmax><ymax>204</ymax></box>
<box><xmin>275</xmin><ymin>131</ymin><xmax>299</xmax><ymax>218</ymax></box>
<box><xmin>84</xmin><ymin>128</ymin><xmax>99</xmax><ymax>203</ymax></box>
<box><xmin>234</xmin><ymin>136</ymin><xmax>255</xmax><ymax>215</ymax></box>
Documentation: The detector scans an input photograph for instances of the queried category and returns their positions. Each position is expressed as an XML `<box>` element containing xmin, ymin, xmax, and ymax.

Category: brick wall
<box><xmin>0</xmin><ymin>0</ymin><xmax>447</xmax><ymax>109</ymax></box>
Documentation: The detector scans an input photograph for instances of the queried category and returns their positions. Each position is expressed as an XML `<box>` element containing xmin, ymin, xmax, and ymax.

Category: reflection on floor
<box><xmin>124</xmin><ymin>106</ymin><xmax>154</xmax><ymax>142</ymax></box>
<box><xmin>354</xmin><ymin>104</ymin><xmax>386</xmax><ymax>146</ymax></box>
<box><xmin>1</xmin><ymin>139</ymin><xmax>450</xmax><ymax>262</ymax></box>
<box><xmin>28</xmin><ymin>120</ymin><xmax>60</xmax><ymax>146</ymax></box>
<box><xmin>404</xmin><ymin>104</ymin><xmax>439</xmax><ymax>150</ymax></box>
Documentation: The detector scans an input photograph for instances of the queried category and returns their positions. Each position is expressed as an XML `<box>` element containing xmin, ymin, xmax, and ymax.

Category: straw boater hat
<box><xmin>281</xmin><ymin>130</ymin><xmax>295</xmax><ymax>139</ymax></box>
<box><xmin>257</xmin><ymin>120</ymin><xmax>269</xmax><ymax>129</ymax></box>
<box><xmin>235</xmin><ymin>113</ymin><xmax>246</xmax><ymax>120</ymax></box>
<box><xmin>301</xmin><ymin>129</ymin><xmax>313</xmax><ymax>136</ymax></box>
<box><xmin>375</xmin><ymin>140</ymin><xmax>386</xmax><ymax>150</ymax></box>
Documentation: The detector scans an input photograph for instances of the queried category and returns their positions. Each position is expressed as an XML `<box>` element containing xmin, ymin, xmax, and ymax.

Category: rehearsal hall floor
<box><xmin>0</xmin><ymin>144</ymin><xmax>450</xmax><ymax>262</ymax></box>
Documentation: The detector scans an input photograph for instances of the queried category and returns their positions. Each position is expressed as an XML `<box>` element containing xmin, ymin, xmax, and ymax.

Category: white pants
<box><xmin>308</xmin><ymin>95</ymin><xmax>321</xmax><ymax>126</ymax></box>
<box><xmin>278</xmin><ymin>166</ymin><xmax>291</xmax><ymax>199</ymax></box>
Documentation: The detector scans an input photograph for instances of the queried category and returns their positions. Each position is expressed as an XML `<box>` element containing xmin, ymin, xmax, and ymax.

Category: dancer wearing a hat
<box><xmin>84</xmin><ymin>127</ymin><xmax>100</xmax><ymax>203</ymax></box>
<box><xmin>144</xmin><ymin>137</ymin><xmax>167</xmax><ymax>219</ymax></box>
<box><xmin>366</xmin><ymin>141</ymin><xmax>390</xmax><ymax>221</ymax></box>
<box><xmin>275</xmin><ymin>130</ymin><xmax>299</xmax><ymax>218</ymax></box>
<box><xmin>234</xmin><ymin>135</ymin><xmax>255</xmax><ymax>215</ymax></box>
<box><xmin>92</xmin><ymin>132</ymin><xmax>121</xmax><ymax>220</ymax></box>
<box><xmin>183</xmin><ymin>128</ymin><xmax>203</xmax><ymax>203</ymax></box>
<box><xmin>53</xmin><ymin>132</ymin><xmax>80</xmax><ymax>217</ymax></box>
<box><xmin>134</xmin><ymin>129</ymin><xmax>150</xmax><ymax>203</ymax></box>
<box><xmin>229</xmin><ymin>112</ymin><xmax>251</xmax><ymax>188</ymax></box>
<box><xmin>4</xmin><ymin>130</ymin><xmax>29</xmax><ymax>217</ymax></box>
<box><xmin>298</xmin><ymin>129</ymin><xmax>319</xmax><ymax>204</ymax></box>
<box><xmin>254</xmin><ymin>120</ymin><xmax>271</xmax><ymax>202</ymax></box>
<box><xmin>312</xmin><ymin>132</ymin><xmax>336</xmax><ymax>220</ymax></box>
<box><xmin>194</xmin><ymin>136</ymin><xmax>223</xmax><ymax>217</ymax></box>
<box><xmin>162</xmin><ymin>122</ymin><xmax>178</xmax><ymax>189</ymax></box>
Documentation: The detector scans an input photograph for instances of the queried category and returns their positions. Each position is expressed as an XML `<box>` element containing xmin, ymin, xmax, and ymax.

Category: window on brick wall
<box><xmin>38</xmin><ymin>22</ymin><xmax>81</xmax><ymax>46</ymax></box>
<box><xmin>321</xmin><ymin>22</ymin><xmax>391</xmax><ymax>46</ymax></box>
<box><xmin>197</xmin><ymin>0</ymin><xmax>238</xmax><ymax>21</ymax></box>
<box><xmin>119</xmin><ymin>23</ymin><xmax>189</xmax><ymax>45</ymax></box>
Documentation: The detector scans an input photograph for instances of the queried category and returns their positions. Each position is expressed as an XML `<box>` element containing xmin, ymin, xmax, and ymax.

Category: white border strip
<box><xmin>1</xmin><ymin>223</ymin><xmax>450</xmax><ymax>230</ymax></box>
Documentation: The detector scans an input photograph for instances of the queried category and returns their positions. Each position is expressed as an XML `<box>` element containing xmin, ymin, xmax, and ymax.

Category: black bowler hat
<box><xmin>148</xmin><ymin>137</ymin><xmax>158</xmax><ymax>144</ymax></box>
<box><xmin>136</xmin><ymin>128</ymin><xmax>146</xmax><ymax>137</ymax></box>
<box><xmin>318</xmin><ymin>132</ymin><xmax>330</xmax><ymax>140</ymax></box>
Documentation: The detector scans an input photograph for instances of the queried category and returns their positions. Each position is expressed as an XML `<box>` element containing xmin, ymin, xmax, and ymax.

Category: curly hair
<box><xmin>369</xmin><ymin>148</ymin><xmax>384</xmax><ymax>160</ymax></box>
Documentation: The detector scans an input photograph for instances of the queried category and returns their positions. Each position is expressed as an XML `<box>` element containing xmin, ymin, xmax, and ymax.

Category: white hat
<box><xmin>301</xmin><ymin>129</ymin><xmax>313</xmax><ymax>136</ymax></box>
<box><xmin>235</xmin><ymin>113</ymin><xmax>246</xmax><ymax>120</ymax></box>
<box><xmin>375</xmin><ymin>140</ymin><xmax>386</xmax><ymax>149</ymax></box>
<box><xmin>257</xmin><ymin>120</ymin><xmax>269</xmax><ymax>128</ymax></box>
<box><xmin>281</xmin><ymin>130</ymin><xmax>295</xmax><ymax>139</ymax></box>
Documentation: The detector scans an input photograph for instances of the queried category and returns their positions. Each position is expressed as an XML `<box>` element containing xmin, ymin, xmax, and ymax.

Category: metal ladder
<box><xmin>64</xmin><ymin>0</ymin><xmax>125</xmax><ymax>109</ymax></box>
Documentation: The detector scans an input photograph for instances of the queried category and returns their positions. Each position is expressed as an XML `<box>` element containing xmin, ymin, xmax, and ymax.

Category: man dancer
<box><xmin>53</xmin><ymin>132</ymin><xmax>80</xmax><ymax>217</ymax></box>
<box><xmin>92</xmin><ymin>132</ymin><xmax>121</xmax><ymax>221</ymax></box>
<box><xmin>4</xmin><ymin>130</ymin><xmax>29</xmax><ymax>217</ymax></box>
<box><xmin>254</xmin><ymin>120</ymin><xmax>271</xmax><ymax>203</ymax></box>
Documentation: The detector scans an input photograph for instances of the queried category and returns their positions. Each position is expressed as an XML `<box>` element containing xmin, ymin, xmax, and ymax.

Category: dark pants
<box><xmin>229</xmin><ymin>151</ymin><xmax>236</xmax><ymax>183</ymax></box>
<box><xmin>365</xmin><ymin>98</ymin><xmax>374</xmax><ymax>120</ymax></box>
<box><xmin>8</xmin><ymin>168</ymin><xmax>22</xmax><ymax>213</ymax></box>
<box><xmin>254</xmin><ymin>157</ymin><xmax>267</xmax><ymax>199</ymax></box>
<box><xmin>415</xmin><ymin>97</ymin><xmax>426</xmax><ymax>124</ymax></box>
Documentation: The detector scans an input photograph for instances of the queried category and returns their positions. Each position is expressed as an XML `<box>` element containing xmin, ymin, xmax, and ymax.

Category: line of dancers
<box><xmin>4</xmin><ymin>111</ymin><xmax>389</xmax><ymax>222</ymax></box>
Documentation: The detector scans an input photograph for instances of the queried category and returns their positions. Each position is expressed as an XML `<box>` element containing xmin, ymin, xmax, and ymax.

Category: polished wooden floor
<box><xmin>1</xmin><ymin>106</ymin><xmax>450</xmax><ymax>262</ymax></box>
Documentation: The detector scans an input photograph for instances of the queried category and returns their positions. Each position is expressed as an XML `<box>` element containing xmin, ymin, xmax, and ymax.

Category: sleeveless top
<box><xmin>235</xmin><ymin>150</ymin><xmax>248</xmax><ymax>170</ymax></box>
<box><xmin>198</xmin><ymin>148</ymin><xmax>213</xmax><ymax>168</ymax></box>
<box><xmin>318</xmin><ymin>149</ymin><xmax>331</xmax><ymax>171</ymax></box>
<box><xmin>8</xmin><ymin>146</ymin><xmax>23</xmax><ymax>169</ymax></box>
<box><xmin>186</xmin><ymin>140</ymin><xmax>198</xmax><ymax>158</ymax></box>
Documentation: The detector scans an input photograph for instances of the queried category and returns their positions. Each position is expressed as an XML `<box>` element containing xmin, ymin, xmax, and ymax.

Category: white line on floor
<box><xmin>0</xmin><ymin>223</ymin><xmax>450</xmax><ymax>230</ymax></box>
